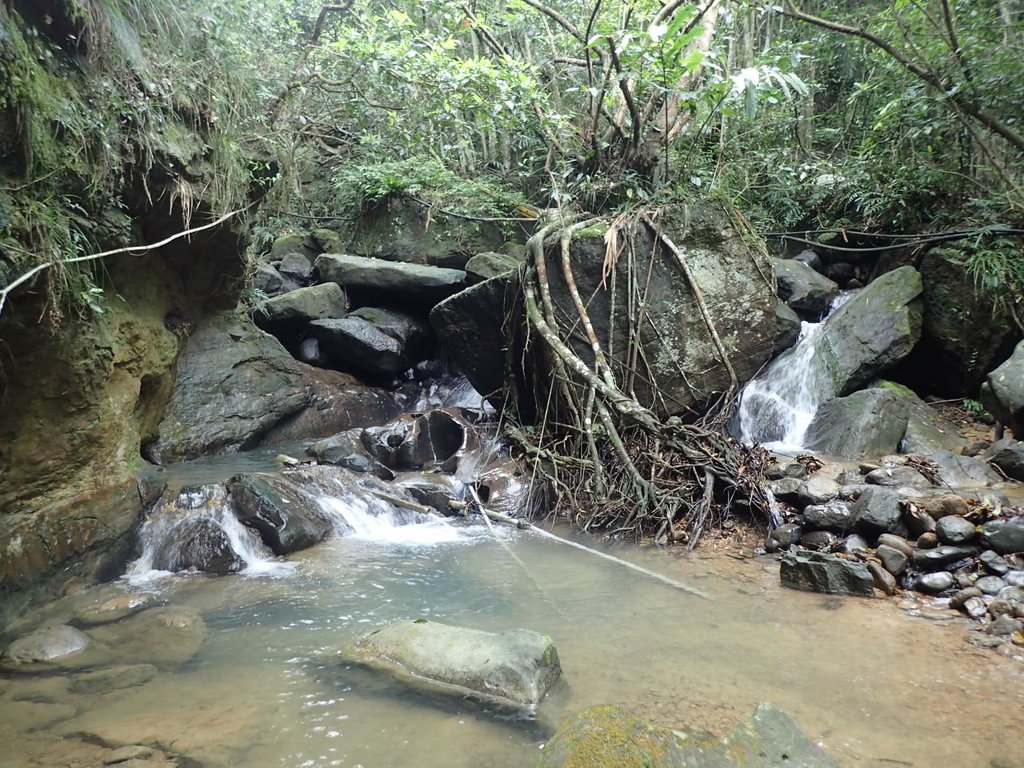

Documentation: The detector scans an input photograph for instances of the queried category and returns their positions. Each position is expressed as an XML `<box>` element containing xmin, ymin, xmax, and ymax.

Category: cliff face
<box><xmin>0</xmin><ymin>0</ymin><xmax>257</xmax><ymax>604</ymax></box>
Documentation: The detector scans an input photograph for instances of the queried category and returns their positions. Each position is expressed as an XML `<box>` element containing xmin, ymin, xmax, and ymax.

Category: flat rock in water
<box><xmin>912</xmin><ymin>545</ymin><xmax>978</xmax><ymax>569</ymax></box>
<box><xmin>929</xmin><ymin>450</ymin><xmax>1001</xmax><ymax>487</ymax></box>
<box><xmin>780</xmin><ymin>551</ymin><xmax>875</xmax><ymax>596</ymax></box>
<box><xmin>73</xmin><ymin>594</ymin><xmax>160</xmax><ymax>627</ymax></box>
<box><xmin>345</xmin><ymin>619</ymin><xmax>561</xmax><ymax>711</ymax></box>
<box><xmin>2</xmin><ymin>625</ymin><xmax>90</xmax><ymax>665</ymax></box>
<box><xmin>916</xmin><ymin>571</ymin><xmax>955</xmax><ymax>593</ymax></box>
<box><xmin>71</xmin><ymin>663</ymin><xmax>157</xmax><ymax>695</ymax></box>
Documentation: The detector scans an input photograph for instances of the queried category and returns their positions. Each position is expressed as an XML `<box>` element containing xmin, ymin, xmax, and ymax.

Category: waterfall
<box><xmin>734</xmin><ymin>293</ymin><xmax>854</xmax><ymax>451</ymax></box>
<box><xmin>127</xmin><ymin>485</ymin><xmax>288</xmax><ymax>584</ymax></box>
<box><xmin>317</xmin><ymin>495</ymin><xmax>465</xmax><ymax>545</ymax></box>
<box><xmin>413</xmin><ymin>374</ymin><xmax>493</xmax><ymax>413</ymax></box>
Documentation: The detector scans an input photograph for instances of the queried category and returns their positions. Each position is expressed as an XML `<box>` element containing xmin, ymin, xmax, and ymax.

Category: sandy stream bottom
<box><xmin>1</xmin><ymin>525</ymin><xmax>1022</xmax><ymax>768</ymax></box>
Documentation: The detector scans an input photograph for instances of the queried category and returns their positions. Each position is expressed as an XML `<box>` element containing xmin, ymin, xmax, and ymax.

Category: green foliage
<box><xmin>964</xmin><ymin>234</ymin><xmax>1024</xmax><ymax>324</ymax></box>
<box><xmin>332</xmin><ymin>157</ymin><xmax>529</xmax><ymax>220</ymax></box>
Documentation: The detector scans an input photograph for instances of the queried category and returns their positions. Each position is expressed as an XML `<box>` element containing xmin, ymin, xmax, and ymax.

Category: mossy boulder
<box><xmin>814</xmin><ymin>266</ymin><xmax>923</xmax><ymax>395</ymax></box>
<box><xmin>895</xmin><ymin>248</ymin><xmax>1019</xmax><ymax>397</ymax></box>
<box><xmin>539</xmin><ymin>703</ymin><xmax>838</xmax><ymax>768</ymax></box>
<box><xmin>537</xmin><ymin>705</ymin><xmax>697</xmax><ymax>768</ymax></box>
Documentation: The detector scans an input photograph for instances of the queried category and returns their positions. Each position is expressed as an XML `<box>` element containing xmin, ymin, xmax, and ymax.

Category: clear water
<box><xmin>2</xmin><ymin>512</ymin><xmax>1023</xmax><ymax>768</ymax></box>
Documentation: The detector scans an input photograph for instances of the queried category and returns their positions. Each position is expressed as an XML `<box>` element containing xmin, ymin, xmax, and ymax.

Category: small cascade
<box><xmin>414</xmin><ymin>374</ymin><xmax>493</xmax><ymax>413</ymax></box>
<box><xmin>127</xmin><ymin>485</ymin><xmax>286</xmax><ymax>583</ymax></box>
<box><xmin>734</xmin><ymin>293</ymin><xmax>854</xmax><ymax>451</ymax></box>
<box><xmin>317</xmin><ymin>495</ymin><xmax>465</xmax><ymax>545</ymax></box>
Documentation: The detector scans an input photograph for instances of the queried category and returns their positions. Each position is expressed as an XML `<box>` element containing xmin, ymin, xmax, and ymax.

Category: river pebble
<box><xmin>800</xmin><ymin>530</ymin><xmax>839</xmax><ymax>551</ymax></box>
<box><xmin>950</xmin><ymin>587</ymin><xmax>983</xmax><ymax>610</ymax></box>
<box><xmin>905</xmin><ymin>507</ymin><xmax>937</xmax><ymax>537</ymax></box>
<box><xmin>963</xmin><ymin>596</ymin><xmax>990</xmax><ymax>619</ymax></box>
<box><xmin>73</xmin><ymin>594</ymin><xmax>160</xmax><ymax>627</ymax></box>
<box><xmin>1006</xmin><ymin>571</ymin><xmax>1024</xmax><ymax>587</ymax></box>
<box><xmin>917</xmin><ymin>532</ymin><xmax>939</xmax><ymax>549</ymax></box>
<box><xmin>999</xmin><ymin>586</ymin><xmax>1024</xmax><ymax>604</ymax></box>
<box><xmin>841</xmin><ymin>533</ymin><xmax>870</xmax><ymax>554</ymax></box>
<box><xmin>988</xmin><ymin>615</ymin><xmax>1024</xmax><ymax>636</ymax></box>
<box><xmin>980</xmin><ymin>550</ymin><xmax>1010</xmax><ymax>575</ymax></box>
<box><xmin>877</xmin><ymin>533</ymin><xmax>914</xmax><ymax>557</ymax></box>
<box><xmin>876</xmin><ymin>544</ymin><xmax>909</xmax><ymax>576</ymax></box>
<box><xmin>771</xmin><ymin>523</ymin><xmax>803</xmax><ymax>547</ymax></box>
<box><xmin>912</xmin><ymin>544</ymin><xmax>978</xmax><ymax>568</ymax></box>
<box><xmin>917</xmin><ymin>571</ymin><xmax>955</xmax><ymax>593</ymax></box>
<box><xmin>803</xmin><ymin>501</ymin><xmax>853</xmax><ymax>531</ymax></box>
<box><xmin>988</xmin><ymin>599</ymin><xmax>1014</xmax><ymax>617</ymax></box>
<box><xmin>976</xmin><ymin>576</ymin><xmax>1006</xmax><ymax>596</ymax></box>
<box><xmin>936</xmin><ymin>515</ymin><xmax>977</xmax><ymax>544</ymax></box>
<box><xmin>867</xmin><ymin>562</ymin><xmax>897</xmax><ymax>595</ymax></box>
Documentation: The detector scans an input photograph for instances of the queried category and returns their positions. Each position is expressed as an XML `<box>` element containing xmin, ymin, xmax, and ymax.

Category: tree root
<box><xmin>504</xmin><ymin>207</ymin><xmax>774</xmax><ymax>546</ymax></box>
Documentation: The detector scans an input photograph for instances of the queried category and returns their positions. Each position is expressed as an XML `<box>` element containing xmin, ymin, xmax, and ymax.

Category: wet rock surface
<box><xmin>344</xmin><ymin>619</ymin><xmax>562</xmax><ymax>711</ymax></box>
<box><xmin>780</xmin><ymin>551</ymin><xmax>875</xmax><ymax>596</ymax></box>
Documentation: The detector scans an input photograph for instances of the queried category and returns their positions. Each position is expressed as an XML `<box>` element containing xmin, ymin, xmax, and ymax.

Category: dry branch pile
<box><xmin>504</xmin><ymin>206</ymin><xmax>777</xmax><ymax>546</ymax></box>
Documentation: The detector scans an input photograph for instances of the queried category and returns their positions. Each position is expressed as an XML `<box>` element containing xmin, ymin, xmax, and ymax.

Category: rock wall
<box><xmin>0</xmin><ymin>0</ymin><xmax>254</xmax><ymax>603</ymax></box>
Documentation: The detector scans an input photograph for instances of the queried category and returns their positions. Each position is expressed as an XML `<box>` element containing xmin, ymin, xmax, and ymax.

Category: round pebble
<box><xmin>976</xmin><ymin>575</ymin><xmax>1007</xmax><ymax>596</ymax></box>
<box><xmin>980</xmin><ymin>550</ymin><xmax>1010</xmax><ymax>575</ymax></box>
<box><xmin>876</xmin><ymin>544</ymin><xmax>909</xmax><ymax>576</ymax></box>
<box><xmin>917</xmin><ymin>571</ymin><xmax>955</xmax><ymax>593</ymax></box>
<box><xmin>950</xmin><ymin>587</ymin><xmax>983</xmax><ymax>610</ymax></box>
<box><xmin>988</xmin><ymin>614</ymin><xmax>1024</xmax><ymax>636</ymax></box>
<box><xmin>989</xmin><ymin>599</ymin><xmax>1014</xmax><ymax>617</ymax></box>
<box><xmin>877</xmin><ymin>533</ymin><xmax>914</xmax><ymax>557</ymax></box>
<box><xmin>963</xmin><ymin>596</ymin><xmax>989</xmax><ymax>619</ymax></box>
<box><xmin>771</xmin><ymin>523</ymin><xmax>802</xmax><ymax>548</ymax></box>
<box><xmin>917</xmin><ymin>532</ymin><xmax>940</xmax><ymax>549</ymax></box>
<box><xmin>1006</xmin><ymin>571</ymin><xmax>1024</xmax><ymax>588</ymax></box>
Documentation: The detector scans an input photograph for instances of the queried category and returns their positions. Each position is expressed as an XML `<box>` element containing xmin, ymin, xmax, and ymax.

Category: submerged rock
<box><xmin>345</xmin><ymin>619</ymin><xmax>561</xmax><ymax>711</ymax></box>
<box><xmin>537</xmin><ymin>702</ymin><xmax>838</xmax><ymax>768</ymax></box>
<box><xmin>780</xmin><ymin>551</ymin><xmax>875</xmax><ymax>596</ymax></box>
<box><xmin>70</xmin><ymin>663</ymin><xmax>157</xmax><ymax>695</ymax></box>
<box><xmin>149</xmin><ymin>518</ymin><xmax>249</xmax><ymax>575</ymax></box>
<box><xmin>2</xmin><ymin>625</ymin><xmax>90</xmax><ymax>665</ymax></box>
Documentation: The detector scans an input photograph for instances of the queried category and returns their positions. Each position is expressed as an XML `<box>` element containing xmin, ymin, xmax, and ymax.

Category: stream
<box><xmin>2</xmin><ymin>464</ymin><xmax>1023</xmax><ymax>767</ymax></box>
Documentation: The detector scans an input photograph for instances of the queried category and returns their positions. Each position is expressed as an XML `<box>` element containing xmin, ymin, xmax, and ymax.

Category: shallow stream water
<box><xmin>2</xmin><ymin>484</ymin><xmax>1023</xmax><ymax>768</ymax></box>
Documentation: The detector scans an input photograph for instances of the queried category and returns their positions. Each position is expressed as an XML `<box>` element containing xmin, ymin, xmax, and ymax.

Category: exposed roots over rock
<box><xmin>504</xmin><ymin>206</ymin><xmax>775</xmax><ymax>546</ymax></box>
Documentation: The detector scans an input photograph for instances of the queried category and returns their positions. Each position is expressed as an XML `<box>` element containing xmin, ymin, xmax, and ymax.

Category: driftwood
<box><xmin>505</xmin><ymin>205</ymin><xmax>774</xmax><ymax>548</ymax></box>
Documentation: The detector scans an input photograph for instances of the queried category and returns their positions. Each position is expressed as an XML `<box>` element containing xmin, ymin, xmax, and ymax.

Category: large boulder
<box><xmin>981</xmin><ymin>340</ymin><xmax>1024</xmax><ymax>439</ymax></box>
<box><xmin>773</xmin><ymin>300</ymin><xmax>802</xmax><ymax>356</ymax></box>
<box><xmin>349</xmin><ymin>306</ymin><xmax>432</xmax><ymax>359</ymax></box>
<box><xmin>308</xmin><ymin>317</ymin><xmax>410</xmax><ymax>379</ymax></box>
<box><xmin>227</xmin><ymin>473</ymin><xmax>334</xmax><ymax>555</ymax></box>
<box><xmin>149</xmin><ymin>518</ymin><xmax>248</xmax><ymax>575</ymax></box>
<box><xmin>343</xmin><ymin>619</ymin><xmax>561</xmax><ymax>711</ymax></box>
<box><xmin>896</xmin><ymin>249</ymin><xmax>1019</xmax><ymax>397</ymax></box>
<box><xmin>804</xmin><ymin>389</ymin><xmax>907</xmax><ymax>459</ymax></box>
<box><xmin>252</xmin><ymin>283</ymin><xmax>348</xmax><ymax>333</ymax></box>
<box><xmin>338</xmin><ymin>198</ymin><xmax>504</xmax><ymax>269</ymax></box>
<box><xmin>315</xmin><ymin>254</ymin><xmax>466</xmax><ymax>309</ymax></box>
<box><xmin>430</xmin><ymin>272</ymin><xmax>521</xmax><ymax>408</ymax></box>
<box><xmin>989</xmin><ymin>441</ymin><xmax>1024</xmax><ymax>480</ymax></box>
<box><xmin>147</xmin><ymin>316</ymin><xmax>313</xmax><ymax>463</ymax></box>
<box><xmin>537</xmin><ymin>703</ymin><xmax>838</xmax><ymax>768</ymax></box>
<box><xmin>772</xmin><ymin>257</ymin><xmax>839</xmax><ymax>316</ymax></box>
<box><xmin>813</xmin><ymin>266</ymin><xmax>923</xmax><ymax>395</ymax></box>
<box><xmin>465</xmin><ymin>251</ymin><xmax>521</xmax><ymax>284</ymax></box>
<box><xmin>531</xmin><ymin>205</ymin><xmax>776</xmax><ymax>416</ymax></box>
